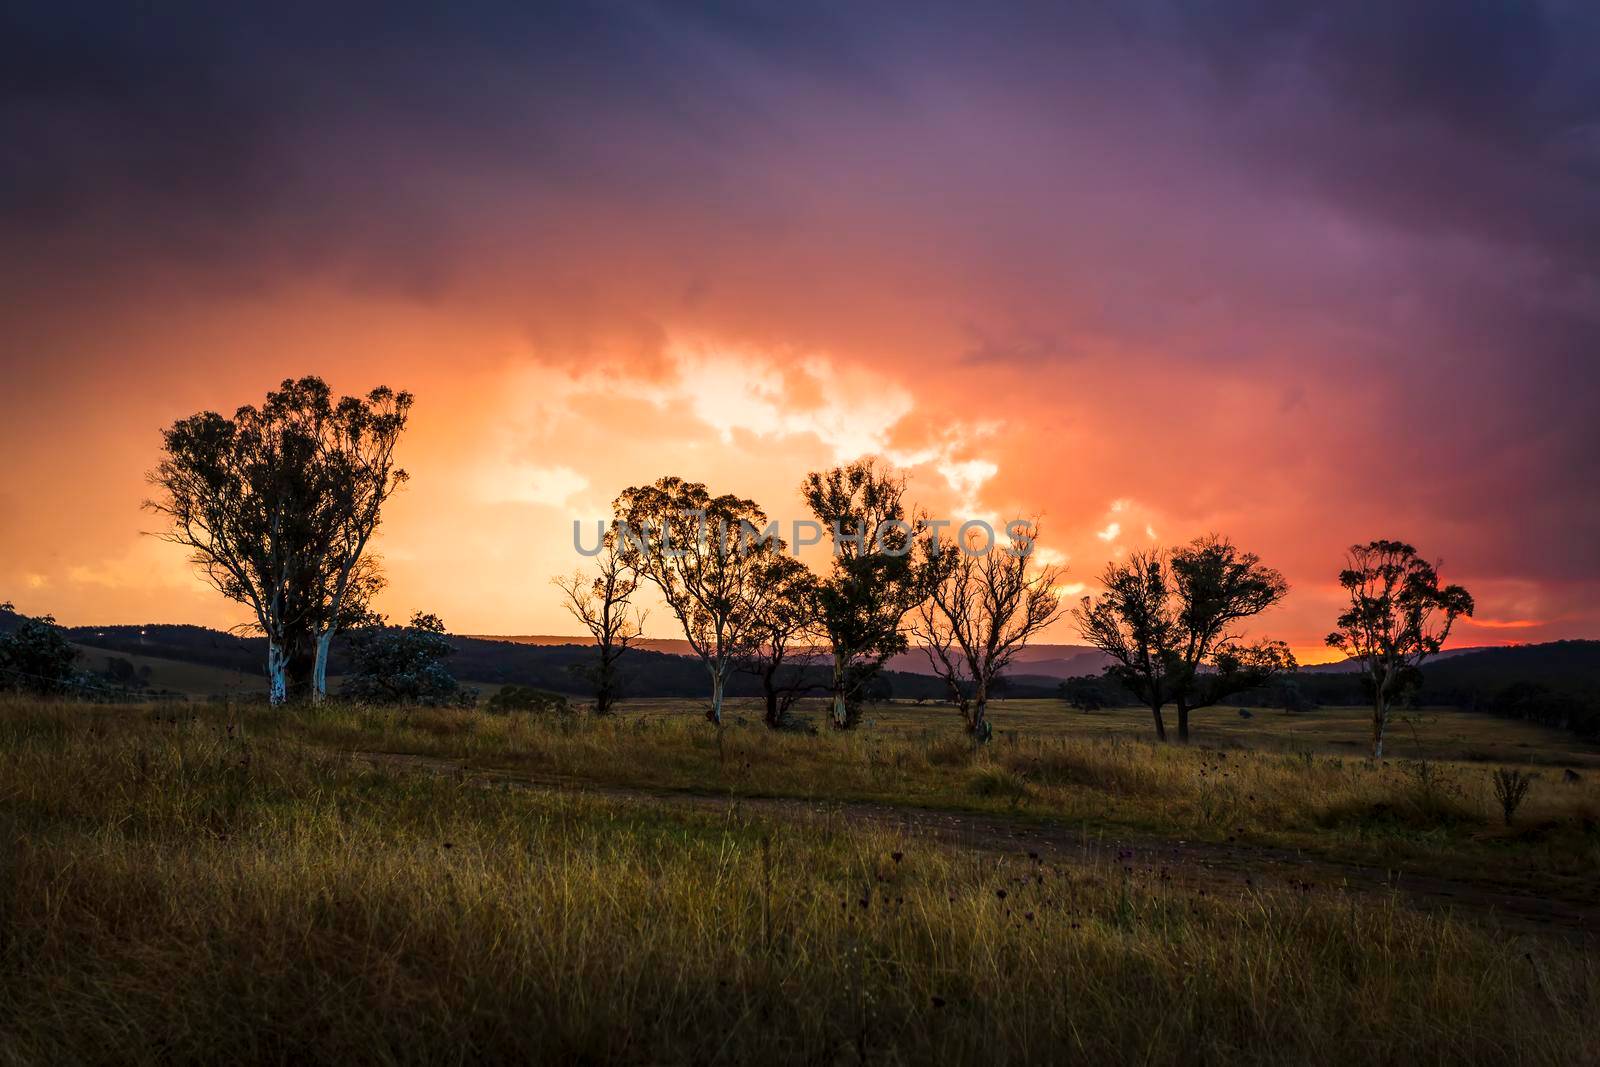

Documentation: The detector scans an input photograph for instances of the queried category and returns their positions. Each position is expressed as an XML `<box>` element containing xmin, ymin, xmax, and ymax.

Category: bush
<box><xmin>925</xmin><ymin>735</ymin><xmax>975</xmax><ymax>767</ymax></box>
<box><xmin>485</xmin><ymin>685</ymin><xmax>571</xmax><ymax>715</ymax></box>
<box><xmin>0</xmin><ymin>603</ymin><xmax>80</xmax><ymax>696</ymax></box>
<box><xmin>341</xmin><ymin>612</ymin><xmax>472</xmax><ymax>706</ymax></box>
<box><xmin>1490</xmin><ymin>767</ymin><xmax>1535</xmax><ymax>826</ymax></box>
<box><xmin>967</xmin><ymin>766</ymin><xmax>1029</xmax><ymax>807</ymax></box>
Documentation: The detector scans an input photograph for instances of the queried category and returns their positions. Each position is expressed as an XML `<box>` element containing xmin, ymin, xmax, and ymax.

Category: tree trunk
<box><xmin>311</xmin><ymin>630</ymin><xmax>334</xmax><ymax>704</ymax></box>
<box><xmin>708</xmin><ymin>669</ymin><xmax>725</xmax><ymax>727</ymax></box>
<box><xmin>594</xmin><ymin>645</ymin><xmax>615</xmax><ymax>714</ymax></box>
<box><xmin>1372</xmin><ymin>698</ymin><xmax>1387</xmax><ymax>759</ymax></box>
<box><xmin>970</xmin><ymin>695</ymin><xmax>990</xmax><ymax>743</ymax></box>
<box><xmin>831</xmin><ymin>651</ymin><xmax>850</xmax><ymax>729</ymax></box>
<box><xmin>267</xmin><ymin>641</ymin><xmax>288</xmax><ymax>707</ymax></box>
<box><xmin>762</xmin><ymin>672</ymin><xmax>781</xmax><ymax>729</ymax></box>
<box><xmin>1150</xmin><ymin>701</ymin><xmax>1168</xmax><ymax>742</ymax></box>
<box><xmin>1177</xmin><ymin>704</ymin><xmax>1190</xmax><ymax>744</ymax></box>
<box><xmin>285</xmin><ymin>642</ymin><xmax>315</xmax><ymax>703</ymax></box>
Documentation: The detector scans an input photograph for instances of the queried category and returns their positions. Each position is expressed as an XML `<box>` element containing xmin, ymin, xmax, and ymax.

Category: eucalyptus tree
<box><xmin>147</xmin><ymin>376</ymin><xmax>410</xmax><ymax>704</ymax></box>
<box><xmin>1075</xmin><ymin>537</ymin><xmax>1293</xmax><ymax>743</ymax></box>
<box><xmin>737</xmin><ymin>553</ymin><xmax>822</xmax><ymax>729</ymax></box>
<box><xmin>614</xmin><ymin>476</ymin><xmax>782</xmax><ymax>726</ymax></box>
<box><xmin>1073</xmin><ymin>549</ymin><xmax>1182</xmax><ymax>741</ymax></box>
<box><xmin>1167</xmin><ymin>535</ymin><xmax>1293</xmax><ymax>742</ymax></box>
<box><xmin>302</xmin><ymin>381</ymin><xmax>412</xmax><ymax>702</ymax></box>
<box><xmin>1327</xmin><ymin>539</ymin><xmax>1474</xmax><ymax>757</ymax></box>
<box><xmin>913</xmin><ymin>520</ymin><xmax>1067</xmax><ymax>742</ymax></box>
<box><xmin>554</xmin><ymin>527</ymin><xmax>647</xmax><ymax>714</ymax></box>
<box><xmin>801</xmin><ymin>459</ymin><xmax>928</xmax><ymax>729</ymax></box>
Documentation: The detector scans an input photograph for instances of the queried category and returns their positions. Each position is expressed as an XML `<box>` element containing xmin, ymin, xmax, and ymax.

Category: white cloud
<box><xmin>673</xmin><ymin>344</ymin><xmax>914</xmax><ymax>461</ymax></box>
<box><xmin>1032</xmin><ymin>546</ymin><xmax>1069</xmax><ymax>567</ymax></box>
<box><xmin>481</xmin><ymin>462</ymin><xmax>589</xmax><ymax>509</ymax></box>
<box><xmin>936</xmin><ymin>457</ymin><xmax>1000</xmax><ymax>518</ymax></box>
<box><xmin>1096</xmin><ymin>521</ymin><xmax>1121</xmax><ymax>542</ymax></box>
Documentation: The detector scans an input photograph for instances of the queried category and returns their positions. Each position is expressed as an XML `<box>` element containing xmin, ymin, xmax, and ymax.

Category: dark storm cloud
<box><xmin>1194</xmin><ymin>1</ymin><xmax>1600</xmax><ymax>264</ymax></box>
<box><xmin>5</xmin><ymin>2</ymin><xmax>1598</xmax><ymax>271</ymax></box>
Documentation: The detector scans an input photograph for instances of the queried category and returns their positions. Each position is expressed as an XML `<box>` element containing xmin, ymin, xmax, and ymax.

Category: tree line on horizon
<box><xmin>4</xmin><ymin>376</ymin><xmax>1478</xmax><ymax>757</ymax></box>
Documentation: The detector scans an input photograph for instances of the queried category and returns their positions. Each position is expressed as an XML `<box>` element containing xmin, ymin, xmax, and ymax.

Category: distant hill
<box><xmin>485</xmin><ymin>635</ymin><xmax>1115</xmax><ymax>681</ymax></box>
<box><xmin>887</xmin><ymin>644</ymin><xmax>1112</xmax><ymax>679</ymax></box>
<box><xmin>0</xmin><ymin>611</ymin><xmax>1055</xmax><ymax>702</ymax></box>
<box><xmin>8</xmin><ymin>609</ymin><xmax>1596</xmax><ymax>731</ymax></box>
<box><xmin>1299</xmin><ymin>646</ymin><xmax>1501</xmax><ymax>674</ymax></box>
<box><xmin>469</xmin><ymin>635</ymin><xmax>704</xmax><ymax>656</ymax></box>
<box><xmin>1253</xmin><ymin>641</ymin><xmax>1600</xmax><ymax>738</ymax></box>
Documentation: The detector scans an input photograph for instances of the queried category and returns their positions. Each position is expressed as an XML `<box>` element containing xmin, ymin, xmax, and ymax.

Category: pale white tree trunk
<box><xmin>1371</xmin><ymin>668</ymin><xmax>1391</xmax><ymax>759</ymax></box>
<box><xmin>831</xmin><ymin>650</ymin><xmax>849</xmax><ymax>728</ymax></box>
<box><xmin>311</xmin><ymin>630</ymin><xmax>334</xmax><ymax>704</ymax></box>
<box><xmin>709</xmin><ymin>669</ymin><xmax>725</xmax><ymax>726</ymax></box>
<box><xmin>267</xmin><ymin>641</ymin><xmax>288</xmax><ymax>707</ymax></box>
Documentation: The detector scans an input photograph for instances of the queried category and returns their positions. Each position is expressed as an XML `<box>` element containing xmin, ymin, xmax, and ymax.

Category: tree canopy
<box><xmin>147</xmin><ymin>376</ymin><xmax>409</xmax><ymax>705</ymax></box>
<box><xmin>1327</xmin><ymin>539</ymin><xmax>1474</xmax><ymax>756</ymax></box>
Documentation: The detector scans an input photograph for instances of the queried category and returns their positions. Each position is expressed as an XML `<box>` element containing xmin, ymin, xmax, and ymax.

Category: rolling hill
<box><xmin>485</xmin><ymin>635</ymin><xmax>1115</xmax><ymax>680</ymax></box>
<box><xmin>8</xmin><ymin>610</ymin><xmax>1596</xmax><ymax>731</ymax></box>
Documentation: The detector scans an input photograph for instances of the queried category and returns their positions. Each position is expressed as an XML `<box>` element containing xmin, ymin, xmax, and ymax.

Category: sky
<box><xmin>2</xmin><ymin>1</ymin><xmax>1598</xmax><ymax>662</ymax></box>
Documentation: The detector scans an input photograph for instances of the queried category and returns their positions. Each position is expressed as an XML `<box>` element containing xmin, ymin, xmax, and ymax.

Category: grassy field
<box><xmin>1</xmin><ymin>696</ymin><xmax>1596</xmax><ymax>1065</ymax></box>
<box><xmin>631</xmin><ymin>695</ymin><xmax>1600</xmax><ymax>766</ymax></box>
<box><xmin>226</xmin><ymin>696</ymin><xmax>1600</xmax><ymax>897</ymax></box>
<box><xmin>69</xmin><ymin>643</ymin><xmax>262</xmax><ymax>698</ymax></box>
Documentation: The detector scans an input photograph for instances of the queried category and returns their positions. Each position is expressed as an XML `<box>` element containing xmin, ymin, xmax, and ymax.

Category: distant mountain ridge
<box><xmin>1298</xmin><ymin>646</ymin><xmax>1501</xmax><ymax>674</ymax></box>
<box><xmin>480</xmin><ymin>635</ymin><xmax>1116</xmax><ymax>680</ymax></box>
<box><xmin>0</xmin><ymin>614</ymin><xmax>1054</xmax><ymax>701</ymax></box>
<box><xmin>6</xmin><ymin>611</ymin><xmax>1593</xmax><ymax>713</ymax></box>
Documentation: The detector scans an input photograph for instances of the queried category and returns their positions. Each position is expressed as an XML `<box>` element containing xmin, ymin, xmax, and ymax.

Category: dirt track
<box><xmin>348</xmin><ymin>749</ymin><xmax>1598</xmax><ymax>941</ymax></box>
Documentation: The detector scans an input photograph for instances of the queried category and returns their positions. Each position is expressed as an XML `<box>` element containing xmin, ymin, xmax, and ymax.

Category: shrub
<box><xmin>967</xmin><ymin>766</ymin><xmax>1029</xmax><ymax>807</ymax></box>
<box><xmin>1490</xmin><ymin>767</ymin><xmax>1535</xmax><ymax>826</ymax></box>
<box><xmin>341</xmin><ymin>612</ymin><xmax>472</xmax><ymax>706</ymax></box>
<box><xmin>0</xmin><ymin>603</ymin><xmax>80</xmax><ymax>696</ymax></box>
<box><xmin>485</xmin><ymin>685</ymin><xmax>571</xmax><ymax>715</ymax></box>
<box><xmin>925</xmin><ymin>735</ymin><xmax>975</xmax><ymax>768</ymax></box>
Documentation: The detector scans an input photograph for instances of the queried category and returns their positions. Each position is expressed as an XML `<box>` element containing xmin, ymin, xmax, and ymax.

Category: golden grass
<box><xmin>1</xmin><ymin>700</ymin><xmax>1596</xmax><ymax>1064</ymax></box>
<box><xmin>215</xmin><ymin>696</ymin><xmax>1600</xmax><ymax>894</ymax></box>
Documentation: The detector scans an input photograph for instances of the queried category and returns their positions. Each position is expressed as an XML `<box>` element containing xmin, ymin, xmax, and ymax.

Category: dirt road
<box><xmin>348</xmin><ymin>749</ymin><xmax>1598</xmax><ymax>940</ymax></box>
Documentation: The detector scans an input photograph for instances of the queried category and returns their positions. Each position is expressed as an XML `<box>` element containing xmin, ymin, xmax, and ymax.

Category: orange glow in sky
<box><xmin>2</xmin><ymin>6</ymin><xmax>1596</xmax><ymax>655</ymax></box>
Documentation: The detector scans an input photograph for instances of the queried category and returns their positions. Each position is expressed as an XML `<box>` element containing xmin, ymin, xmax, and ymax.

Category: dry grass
<box><xmin>1</xmin><ymin>699</ymin><xmax>1596</xmax><ymax>1064</ymax></box>
<box><xmin>218</xmin><ymin>697</ymin><xmax>1600</xmax><ymax>893</ymax></box>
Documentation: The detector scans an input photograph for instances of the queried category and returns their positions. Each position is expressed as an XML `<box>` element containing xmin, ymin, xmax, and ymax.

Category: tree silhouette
<box><xmin>614</xmin><ymin>476</ymin><xmax>781</xmax><ymax>726</ymax></box>
<box><xmin>1167</xmin><ymin>535</ymin><xmax>1293</xmax><ymax>742</ymax></box>
<box><xmin>737</xmin><ymin>553</ymin><xmax>822</xmax><ymax>729</ymax></box>
<box><xmin>146</xmin><ymin>376</ymin><xmax>410</xmax><ymax>704</ymax></box>
<box><xmin>1073</xmin><ymin>549</ymin><xmax>1182</xmax><ymax>741</ymax></box>
<box><xmin>913</xmin><ymin>520</ymin><xmax>1066</xmax><ymax>742</ymax></box>
<box><xmin>1074</xmin><ymin>536</ymin><xmax>1291</xmax><ymax>743</ymax></box>
<box><xmin>1327</xmin><ymin>539</ymin><xmax>1474</xmax><ymax>758</ymax></box>
<box><xmin>554</xmin><ymin>527</ymin><xmax>647</xmax><ymax>714</ymax></box>
<box><xmin>801</xmin><ymin>459</ymin><xmax>927</xmax><ymax>729</ymax></box>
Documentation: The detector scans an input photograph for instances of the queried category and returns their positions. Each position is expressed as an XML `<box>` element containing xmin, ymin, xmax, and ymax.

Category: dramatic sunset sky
<box><xmin>3</xmin><ymin>3</ymin><xmax>1598</xmax><ymax>661</ymax></box>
